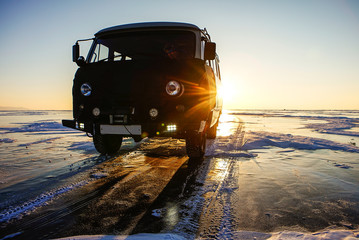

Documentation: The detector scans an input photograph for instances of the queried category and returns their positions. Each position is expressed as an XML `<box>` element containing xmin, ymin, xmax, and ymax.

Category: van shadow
<box><xmin>131</xmin><ymin>154</ymin><xmax>208</xmax><ymax>235</ymax></box>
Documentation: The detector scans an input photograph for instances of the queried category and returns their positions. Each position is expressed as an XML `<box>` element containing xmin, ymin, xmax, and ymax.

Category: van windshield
<box><xmin>89</xmin><ymin>30</ymin><xmax>195</xmax><ymax>63</ymax></box>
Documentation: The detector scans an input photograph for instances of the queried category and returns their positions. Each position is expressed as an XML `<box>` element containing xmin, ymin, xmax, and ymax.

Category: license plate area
<box><xmin>100</xmin><ymin>125</ymin><xmax>141</xmax><ymax>135</ymax></box>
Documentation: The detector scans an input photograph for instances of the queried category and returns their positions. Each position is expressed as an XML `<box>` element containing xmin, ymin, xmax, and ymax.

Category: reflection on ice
<box><xmin>216</xmin><ymin>112</ymin><xmax>240</xmax><ymax>137</ymax></box>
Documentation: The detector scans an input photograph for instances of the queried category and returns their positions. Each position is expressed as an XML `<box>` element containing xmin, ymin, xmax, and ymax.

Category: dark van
<box><xmin>62</xmin><ymin>22</ymin><xmax>222</xmax><ymax>158</ymax></box>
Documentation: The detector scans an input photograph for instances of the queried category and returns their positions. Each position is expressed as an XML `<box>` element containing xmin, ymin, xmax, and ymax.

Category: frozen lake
<box><xmin>0</xmin><ymin>110</ymin><xmax>358</xmax><ymax>239</ymax></box>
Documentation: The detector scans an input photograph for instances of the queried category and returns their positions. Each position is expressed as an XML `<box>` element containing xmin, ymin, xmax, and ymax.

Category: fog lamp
<box><xmin>167</xmin><ymin>124</ymin><xmax>177</xmax><ymax>132</ymax></box>
<box><xmin>92</xmin><ymin>107</ymin><xmax>100</xmax><ymax>116</ymax></box>
<box><xmin>149</xmin><ymin>108</ymin><xmax>159</xmax><ymax>118</ymax></box>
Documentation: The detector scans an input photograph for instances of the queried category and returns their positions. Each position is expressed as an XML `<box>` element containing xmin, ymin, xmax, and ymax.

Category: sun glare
<box><xmin>219</xmin><ymin>82</ymin><xmax>236</xmax><ymax>105</ymax></box>
<box><xmin>217</xmin><ymin>112</ymin><xmax>239</xmax><ymax>137</ymax></box>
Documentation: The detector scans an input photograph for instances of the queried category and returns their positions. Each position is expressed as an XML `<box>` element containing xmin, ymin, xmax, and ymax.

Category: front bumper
<box><xmin>62</xmin><ymin>119</ymin><xmax>200</xmax><ymax>138</ymax></box>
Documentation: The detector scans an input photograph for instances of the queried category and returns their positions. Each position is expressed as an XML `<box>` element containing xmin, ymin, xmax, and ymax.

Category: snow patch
<box><xmin>68</xmin><ymin>141</ymin><xmax>96</xmax><ymax>153</ymax></box>
<box><xmin>305</xmin><ymin>118</ymin><xmax>359</xmax><ymax>137</ymax></box>
<box><xmin>90</xmin><ymin>172</ymin><xmax>109</xmax><ymax>179</ymax></box>
<box><xmin>242</xmin><ymin>131</ymin><xmax>359</xmax><ymax>153</ymax></box>
<box><xmin>0</xmin><ymin>111</ymin><xmax>49</xmax><ymax>116</ymax></box>
<box><xmin>18</xmin><ymin>137</ymin><xmax>62</xmax><ymax>147</ymax></box>
<box><xmin>333</xmin><ymin>163</ymin><xmax>353</xmax><ymax>169</ymax></box>
<box><xmin>209</xmin><ymin>150</ymin><xmax>257</xmax><ymax>158</ymax></box>
<box><xmin>230</xmin><ymin>110</ymin><xmax>359</xmax><ymax>137</ymax></box>
<box><xmin>266</xmin><ymin>229</ymin><xmax>359</xmax><ymax>240</ymax></box>
<box><xmin>0</xmin><ymin>180</ymin><xmax>88</xmax><ymax>223</ymax></box>
<box><xmin>0</xmin><ymin>120</ymin><xmax>76</xmax><ymax>134</ymax></box>
<box><xmin>0</xmin><ymin>138</ymin><xmax>15</xmax><ymax>143</ymax></box>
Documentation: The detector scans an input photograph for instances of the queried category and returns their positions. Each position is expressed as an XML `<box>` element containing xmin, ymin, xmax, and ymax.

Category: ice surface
<box><xmin>304</xmin><ymin>118</ymin><xmax>359</xmax><ymax>137</ymax></box>
<box><xmin>152</xmin><ymin>208</ymin><xmax>165</xmax><ymax>218</ymax></box>
<box><xmin>1</xmin><ymin>110</ymin><xmax>359</xmax><ymax>238</ymax></box>
<box><xmin>0</xmin><ymin>120</ymin><xmax>76</xmax><ymax>134</ymax></box>
<box><xmin>68</xmin><ymin>141</ymin><xmax>97</xmax><ymax>153</ymax></box>
<box><xmin>232</xmin><ymin>230</ymin><xmax>359</xmax><ymax>239</ymax></box>
<box><xmin>0</xmin><ymin>111</ymin><xmax>105</xmax><ymax>223</ymax></box>
<box><xmin>46</xmin><ymin>229</ymin><xmax>359</xmax><ymax>240</ymax></box>
<box><xmin>231</xmin><ymin>110</ymin><xmax>359</xmax><ymax>138</ymax></box>
<box><xmin>0</xmin><ymin>111</ymin><xmax>49</xmax><ymax>116</ymax></box>
<box><xmin>40</xmin><ymin>230</ymin><xmax>359</xmax><ymax>240</ymax></box>
<box><xmin>90</xmin><ymin>172</ymin><xmax>109</xmax><ymax>179</ymax></box>
<box><xmin>17</xmin><ymin>137</ymin><xmax>62</xmax><ymax>147</ymax></box>
<box><xmin>242</xmin><ymin>131</ymin><xmax>359</xmax><ymax>153</ymax></box>
<box><xmin>0</xmin><ymin>180</ymin><xmax>88</xmax><ymax>223</ymax></box>
<box><xmin>54</xmin><ymin>233</ymin><xmax>187</xmax><ymax>240</ymax></box>
<box><xmin>0</xmin><ymin>138</ymin><xmax>15</xmax><ymax>143</ymax></box>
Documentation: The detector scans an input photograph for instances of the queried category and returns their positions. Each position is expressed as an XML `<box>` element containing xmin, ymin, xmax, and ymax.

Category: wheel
<box><xmin>207</xmin><ymin>121</ymin><xmax>218</xmax><ymax>139</ymax></box>
<box><xmin>186</xmin><ymin>130</ymin><xmax>207</xmax><ymax>159</ymax></box>
<box><xmin>93</xmin><ymin>134</ymin><xmax>123</xmax><ymax>155</ymax></box>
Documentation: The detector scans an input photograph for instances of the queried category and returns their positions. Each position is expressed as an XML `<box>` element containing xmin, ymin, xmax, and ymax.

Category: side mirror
<box><xmin>72</xmin><ymin>43</ymin><xmax>79</xmax><ymax>62</ymax></box>
<box><xmin>204</xmin><ymin>42</ymin><xmax>216</xmax><ymax>60</ymax></box>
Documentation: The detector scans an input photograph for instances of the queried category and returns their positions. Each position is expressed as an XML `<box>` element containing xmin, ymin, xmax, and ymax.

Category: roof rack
<box><xmin>201</xmin><ymin>28</ymin><xmax>211</xmax><ymax>42</ymax></box>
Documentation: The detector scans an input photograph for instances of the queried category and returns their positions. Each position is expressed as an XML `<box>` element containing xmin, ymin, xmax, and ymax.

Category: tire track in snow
<box><xmin>169</xmin><ymin>119</ymin><xmax>246</xmax><ymax>239</ymax></box>
<box><xmin>197</xmin><ymin>119</ymin><xmax>247</xmax><ymax>239</ymax></box>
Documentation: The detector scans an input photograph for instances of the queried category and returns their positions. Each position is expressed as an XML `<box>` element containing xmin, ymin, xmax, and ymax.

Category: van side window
<box><xmin>215</xmin><ymin>60</ymin><xmax>221</xmax><ymax>79</ymax></box>
<box><xmin>209</xmin><ymin>60</ymin><xmax>214</xmax><ymax>69</ymax></box>
<box><xmin>201</xmin><ymin>37</ymin><xmax>206</xmax><ymax>60</ymax></box>
<box><xmin>91</xmin><ymin>44</ymin><xmax>109</xmax><ymax>62</ymax></box>
<box><xmin>206</xmin><ymin>60</ymin><xmax>211</xmax><ymax>67</ymax></box>
<box><xmin>213</xmin><ymin>61</ymin><xmax>217</xmax><ymax>76</ymax></box>
<box><xmin>113</xmin><ymin>51</ymin><xmax>122</xmax><ymax>61</ymax></box>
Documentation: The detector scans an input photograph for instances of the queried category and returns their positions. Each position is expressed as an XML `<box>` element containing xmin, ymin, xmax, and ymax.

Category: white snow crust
<box><xmin>232</xmin><ymin>229</ymin><xmax>359</xmax><ymax>239</ymax></box>
<box><xmin>0</xmin><ymin>120</ymin><xmax>77</xmax><ymax>134</ymax></box>
<box><xmin>232</xmin><ymin>110</ymin><xmax>359</xmax><ymax>137</ymax></box>
<box><xmin>242</xmin><ymin>131</ymin><xmax>359</xmax><ymax>153</ymax></box>
<box><xmin>0</xmin><ymin>138</ymin><xmax>15</xmax><ymax>143</ymax></box>
<box><xmin>0</xmin><ymin>180</ymin><xmax>88</xmax><ymax>223</ymax></box>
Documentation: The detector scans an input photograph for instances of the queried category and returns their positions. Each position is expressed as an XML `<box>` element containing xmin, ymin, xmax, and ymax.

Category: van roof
<box><xmin>95</xmin><ymin>22</ymin><xmax>200</xmax><ymax>37</ymax></box>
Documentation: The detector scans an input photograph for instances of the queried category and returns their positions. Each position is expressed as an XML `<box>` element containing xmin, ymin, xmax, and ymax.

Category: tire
<box><xmin>207</xmin><ymin>121</ymin><xmax>218</xmax><ymax>139</ymax></box>
<box><xmin>186</xmin><ymin>130</ymin><xmax>207</xmax><ymax>159</ymax></box>
<box><xmin>93</xmin><ymin>134</ymin><xmax>123</xmax><ymax>155</ymax></box>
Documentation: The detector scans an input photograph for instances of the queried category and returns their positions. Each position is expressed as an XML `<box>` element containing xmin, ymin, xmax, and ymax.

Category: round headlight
<box><xmin>92</xmin><ymin>107</ymin><xmax>100</xmax><ymax>116</ymax></box>
<box><xmin>81</xmin><ymin>83</ymin><xmax>92</xmax><ymax>96</ymax></box>
<box><xmin>166</xmin><ymin>81</ymin><xmax>183</xmax><ymax>96</ymax></box>
<box><xmin>149</xmin><ymin>108</ymin><xmax>159</xmax><ymax>118</ymax></box>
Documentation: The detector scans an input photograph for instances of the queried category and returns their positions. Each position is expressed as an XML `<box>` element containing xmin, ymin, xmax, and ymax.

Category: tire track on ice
<box><xmin>198</xmin><ymin>119</ymin><xmax>247</xmax><ymax>239</ymax></box>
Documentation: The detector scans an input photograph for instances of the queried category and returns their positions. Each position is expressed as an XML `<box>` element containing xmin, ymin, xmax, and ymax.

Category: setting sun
<box><xmin>219</xmin><ymin>81</ymin><xmax>237</xmax><ymax>107</ymax></box>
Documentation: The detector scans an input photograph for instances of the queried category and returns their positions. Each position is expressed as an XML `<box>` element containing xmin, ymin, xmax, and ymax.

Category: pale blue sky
<box><xmin>0</xmin><ymin>0</ymin><xmax>358</xmax><ymax>109</ymax></box>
